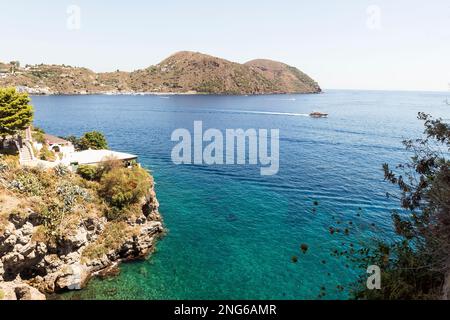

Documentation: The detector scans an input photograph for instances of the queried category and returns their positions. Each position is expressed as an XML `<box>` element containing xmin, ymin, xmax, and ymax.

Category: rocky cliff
<box><xmin>0</xmin><ymin>193</ymin><xmax>162</xmax><ymax>300</ymax></box>
<box><xmin>0</xmin><ymin>191</ymin><xmax>163</xmax><ymax>300</ymax></box>
<box><xmin>0</xmin><ymin>157</ymin><xmax>164</xmax><ymax>300</ymax></box>
<box><xmin>0</xmin><ymin>51</ymin><xmax>321</xmax><ymax>95</ymax></box>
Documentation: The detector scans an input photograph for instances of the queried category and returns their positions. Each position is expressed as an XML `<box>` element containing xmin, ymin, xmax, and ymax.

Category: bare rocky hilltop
<box><xmin>0</xmin><ymin>51</ymin><xmax>321</xmax><ymax>95</ymax></box>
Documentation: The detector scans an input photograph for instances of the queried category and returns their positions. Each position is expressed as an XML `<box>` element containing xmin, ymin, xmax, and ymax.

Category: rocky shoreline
<box><xmin>0</xmin><ymin>185</ymin><xmax>164</xmax><ymax>300</ymax></box>
<box><xmin>18</xmin><ymin>87</ymin><xmax>322</xmax><ymax>96</ymax></box>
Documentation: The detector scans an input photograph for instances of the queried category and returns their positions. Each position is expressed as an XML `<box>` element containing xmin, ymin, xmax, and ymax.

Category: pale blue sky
<box><xmin>1</xmin><ymin>0</ymin><xmax>449</xmax><ymax>91</ymax></box>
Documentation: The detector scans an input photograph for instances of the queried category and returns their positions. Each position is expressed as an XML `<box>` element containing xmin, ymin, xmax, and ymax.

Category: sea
<box><xmin>31</xmin><ymin>89</ymin><xmax>450</xmax><ymax>299</ymax></box>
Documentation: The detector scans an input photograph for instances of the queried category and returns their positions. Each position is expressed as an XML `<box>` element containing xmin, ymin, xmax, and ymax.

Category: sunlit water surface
<box><xmin>31</xmin><ymin>90</ymin><xmax>450</xmax><ymax>299</ymax></box>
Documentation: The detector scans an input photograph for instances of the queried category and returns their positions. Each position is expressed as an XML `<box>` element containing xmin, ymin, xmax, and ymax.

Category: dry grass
<box><xmin>0</xmin><ymin>214</ymin><xmax>8</xmax><ymax>235</ymax></box>
<box><xmin>0</xmin><ymin>155</ymin><xmax>154</xmax><ymax>256</ymax></box>
<box><xmin>0</xmin><ymin>191</ymin><xmax>26</xmax><ymax>234</ymax></box>
<box><xmin>0</xmin><ymin>192</ymin><xmax>22</xmax><ymax>214</ymax></box>
<box><xmin>0</xmin><ymin>156</ymin><xmax>99</xmax><ymax>240</ymax></box>
<box><xmin>31</xmin><ymin>225</ymin><xmax>48</xmax><ymax>243</ymax></box>
<box><xmin>82</xmin><ymin>222</ymin><xmax>139</xmax><ymax>260</ymax></box>
<box><xmin>56</xmin><ymin>212</ymin><xmax>83</xmax><ymax>239</ymax></box>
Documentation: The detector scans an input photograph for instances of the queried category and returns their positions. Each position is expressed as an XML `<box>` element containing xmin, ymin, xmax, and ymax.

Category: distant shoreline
<box><xmin>27</xmin><ymin>91</ymin><xmax>323</xmax><ymax>97</ymax></box>
<box><xmin>1</xmin><ymin>51</ymin><xmax>322</xmax><ymax>96</ymax></box>
<box><xmin>25</xmin><ymin>89</ymin><xmax>449</xmax><ymax>97</ymax></box>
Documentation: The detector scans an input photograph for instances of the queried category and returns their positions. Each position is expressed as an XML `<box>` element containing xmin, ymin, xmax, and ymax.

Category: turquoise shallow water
<box><xmin>32</xmin><ymin>90</ymin><xmax>450</xmax><ymax>299</ymax></box>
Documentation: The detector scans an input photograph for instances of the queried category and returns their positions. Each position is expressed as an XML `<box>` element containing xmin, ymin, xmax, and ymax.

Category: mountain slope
<box><xmin>0</xmin><ymin>52</ymin><xmax>321</xmax><ymax>95</ymax></box>
<box><xmin>245</xmin><ymin>59</ymin><xmax>321</xmax><ymax>94</ymax></box>
<box><xmin>129</xmin><ymin>51</ymin><xmax>278</xmax><ymax>94</ymax></box>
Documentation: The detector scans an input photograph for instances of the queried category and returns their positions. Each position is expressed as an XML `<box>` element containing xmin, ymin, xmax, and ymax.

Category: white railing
<box><xmin>13</xmin><ymin>140</ymin><xmax>25</xmax><ymax>163</ymax></box>
<box><xmin>25</xmin><ymin>126</ymin><xmax>33</xmax><ymax>141</ymax></box>
<box><xmin>14</xmin><ymin>139</ymin><xmax>35</xmax><ymax>164</ymax></box>
<box><xmin>24</xmin><ymin>140</ymin><xmax>36</xmax><ymax>160</ymax></box>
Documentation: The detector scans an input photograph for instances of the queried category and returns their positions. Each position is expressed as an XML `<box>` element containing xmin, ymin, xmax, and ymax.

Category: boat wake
<box><xmin>214</xmin><ymin>109</ymin><xmax>310</xmax><ymax>117</ymax></box>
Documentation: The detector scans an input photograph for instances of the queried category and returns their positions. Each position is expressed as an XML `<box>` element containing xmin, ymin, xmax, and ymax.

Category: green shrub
<box><xmin>77</xmin><ymin>165</ymin><xmax>100</xmax><ymax>181</ymax></box>
<box><xmin>63</xmin><ymin>131</ymin><xmax>108</xmax><ymax>151</ymax></box>
<box><xmin>32</xmin><ymin>131</ymin><xmax>45</xmax><ymax>144</ymax></box>
<box><xmin>99</xmin><ymin>166</ymin><xmax>151</xmax><ymax>212</ymax></box>
<box><xmin>56</xmin><ymin>181</ymin><xmax>91</xmax><ymax>208</ymax></box>
<box><xmin>33</xmin><ymin>127</ymin><xmax>45</xmax><ymax>134</ymax></box>
<box><xmin>39</xmin><ymin>144</ymin><xmax>56</xmax><ymax>161</ymax></box>
<box><xmin>97</xmin><ymin>157</ymin><xmax>122</xmax><ymax>175</ymax></box>
<box><xmin>104</xmin><ymin>206</ymin><xmax>127</xmax><ymax>221</ymax></box>
<box><xmin>54</xmin><ymin>164</ymin><xmax>70</xmax><ymax>177</ymax></box>
<box><xmin>39</xmin><ymin>202</ymin><xmax>66</xmax><ymax>238</ymax></box>
<box><xmin>9</xmin><ymin>171</ymin><xmax>45</xmax><ymax>196</ymax></box>
<box><xmin>104</xmin><ymin>203</ymin><xmax>142</xmax><ymax>221</ymax></box>
<box><xmin>82</xmin><ymin>222</ymin><xmax>135</xmax><ymax>260</ymax></box>
<box><xmin>79</xmin><ymin>131</ymin><xmax>108</xmax><ymax>150</ymax></box>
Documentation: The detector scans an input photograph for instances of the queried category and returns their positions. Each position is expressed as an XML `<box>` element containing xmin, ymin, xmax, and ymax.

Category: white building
<box><xmin>19</xmin><ymin>127</ymin><xmax>138</xmax><ymax>170</ymax></box>
<box><xmin>33</xmin><ymin>134</ymin><xmax>75</xmax><ymax>156</ymax></box>
<box><xmin>62</xmin><ymin>149</ymin><xmax>137</xmax><ymax>167</ymax></box>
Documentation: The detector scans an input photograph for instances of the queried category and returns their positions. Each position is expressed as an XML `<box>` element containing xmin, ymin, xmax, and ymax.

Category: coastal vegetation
<box><xmin>360</xmin><ymin>113</ymin><xmax>450</xmax><ymax>299</ymax></box>
<box><xmin>77</xmin><ymin>158</ymin><xmax>154</xmax><ymax>220</ymax></box>
<box><xmin>0</xmin><ymin>87</ymin><xmax>33</xmax><ymax>145</ymax></box>
<box><xmin>0</xmin><ymin>154</ymin><xmax>151</xmax><ymax>241</ymax></box>
<box><xmin>0</xmin><ymin>90</ymin><xmax>163</xmax><ymax>300</ymax></box>
<box><xmin>0</xmin><ymin>151</ymin><xmax>162</xmax><ymax>299</ymax></box>
<box><xmin>324</xmin><ymin>113</ymin><xmax>450</xmax><ymax>300</ymax></box>
<box><xmin>99</xmin><ymin>165</ymin><xmax>152</xmax><ymax>210</ymax></box>
<box><xmin>65</xmin><ymin>131</ymin><xmax>108</xmax><ymax>151</ymax></box>
<box><xmin>31</xmin><ymin>127</ymin><xmax>45</xmax><ymax>144</ymax></box>
<box><xmin>0</xmin><ymin>51</ymin><xmax>321</xmax><ymax>95</ymax></box>
<box><xmin>76</xmin><ymin>165</ymin><xmax>101</xmax><ymax>181</ymax></box>
<box><xmin>38</xmin><ymin>144</ymin><xmax>56</xmax><ymax>161</ymax></box>
<box><xmin>82</xmin><ymin>221</ymin><xmax>139</xmax><ymax>261</ymax></box>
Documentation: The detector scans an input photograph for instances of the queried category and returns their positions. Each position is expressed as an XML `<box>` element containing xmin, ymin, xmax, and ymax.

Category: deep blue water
<box><xmin>32</xmin><ymin>90</ymin><xmax>450</xmax><ymax>299</ymax></box>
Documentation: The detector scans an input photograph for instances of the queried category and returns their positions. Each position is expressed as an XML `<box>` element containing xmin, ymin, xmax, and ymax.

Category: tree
<box><xmin>349</xmin><ymin>113</ymin><xmax>450</xmax><ymax>299</ymax></box>
<box><xmin>63</xmin><ymin>131</ymin><xmax>109</xmax><ymax>151</ymax></box>
<box><xmin>63</xmin><ymin>135</ymin><xmax>81</xmax><ymax>150</ymax></box>
<box><xmin>79</xmin><ymin>131</ymin><xmax>108</xmax><ymax>150</ymax></box>
<box><xmin>0</xmin><ymin>87</ymin><xmax>34</xmax><ymax>145</ymax></box>
<box><xmin>9</xmin><ymin>61</ymin><xmax>20</xmax><ymax>74</ymax></box>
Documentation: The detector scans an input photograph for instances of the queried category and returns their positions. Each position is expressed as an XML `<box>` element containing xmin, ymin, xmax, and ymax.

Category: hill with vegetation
<box><xmin>0</xmin><ymin>52</ymin><xmax>321</xmax><ymax>95</ymax></box>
